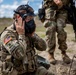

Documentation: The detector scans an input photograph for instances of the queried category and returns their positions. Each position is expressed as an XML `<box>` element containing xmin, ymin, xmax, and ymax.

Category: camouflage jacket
<box><xmin>43</xmin><ymin>0</ymin><xmax>70</xmax><ymax>9</ymax></box>
<box><xmin>0</xmin><ymin>24</ymin><xmax>46</xmax><ymax>74</ymax></box>
<box><xmin>43</xmin><ymin>0</ymin><xmax>57</xmax><ymax>9</ymax></box>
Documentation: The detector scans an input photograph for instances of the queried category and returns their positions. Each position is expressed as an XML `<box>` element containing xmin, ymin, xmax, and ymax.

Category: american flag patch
<box><xmin>4</xmin><ymin>36</ymin><xmax>12</xmax><ymax>44</ymax></box>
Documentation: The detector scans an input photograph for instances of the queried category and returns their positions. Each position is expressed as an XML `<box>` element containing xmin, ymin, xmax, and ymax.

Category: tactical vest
<box><xmin>14</xmin><ymin>36</ymin><xmax>38</xmax><ymax>74</ymax></box>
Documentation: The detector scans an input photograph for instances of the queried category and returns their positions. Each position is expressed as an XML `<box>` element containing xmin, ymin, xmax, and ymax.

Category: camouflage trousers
<box><xmin>1</xmin><ymin>66</ymin><xmax>54</xmax><ymax>75</ymax></box>
<box><xmin>44</xmin><ymin>9</ymin><xmax>68</xmax><ymax>53</ymax></box>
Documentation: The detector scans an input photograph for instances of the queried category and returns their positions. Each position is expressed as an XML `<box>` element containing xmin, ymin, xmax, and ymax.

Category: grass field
<box><xmin>0</xmin><ymin>18</ymin><xmax>75</xmax><ymax>40</ymax></box>
<box><xmin>0</xmin><ymin>18</ymin><xmax>13</xmax><ymax>32</ymax></box>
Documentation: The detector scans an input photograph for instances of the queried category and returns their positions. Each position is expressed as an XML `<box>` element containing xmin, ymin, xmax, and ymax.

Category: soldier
<box><xmin>0</xmin><ymin>4</ymin><xmax>54</xmax><ymax>75</ymax></box>
<box><xmin>42</xmin><ymin>0</ymin><xmax>71</xmax><ymax>64</ymax></box>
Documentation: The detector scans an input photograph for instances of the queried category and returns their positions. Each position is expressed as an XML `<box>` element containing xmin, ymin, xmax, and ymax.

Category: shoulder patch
<box><xmin>4</xmin><ymin>36</ymin><xmax>12</xmax><ymax>44</ymax></box>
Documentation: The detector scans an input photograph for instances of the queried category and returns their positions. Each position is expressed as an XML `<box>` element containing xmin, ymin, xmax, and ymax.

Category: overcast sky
<box><xmin>0</xmin><ymin>0</ymin><xmax>42</xmax><ymax>18</ymax></box>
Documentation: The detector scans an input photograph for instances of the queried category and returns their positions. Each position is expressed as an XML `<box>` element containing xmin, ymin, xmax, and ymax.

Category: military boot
<box><xmin>62</xmin><ymin>51</ymin><xmax>71</xmax><ymax>64</ymax></box>
<box><xmin>49</xmin><ymin>55</ymin><xmax>56</xmax><ymax>65</ymax></box>
<box><xmin>47</xmin><ymin>52</ymin><xmax>56</xmax><ymax>65</ymax></box>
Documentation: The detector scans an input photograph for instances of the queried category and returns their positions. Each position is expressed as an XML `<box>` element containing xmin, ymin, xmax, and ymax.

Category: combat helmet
<box><xmin>14</xmin><ymin>4</ymin><xmax>35</xmax><ymax>20</ymax></box>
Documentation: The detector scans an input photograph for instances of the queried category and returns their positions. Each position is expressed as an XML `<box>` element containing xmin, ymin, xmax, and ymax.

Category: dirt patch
<box><xmin>39</xmin><ymin>40</ymin><xmax>76</xmax><ymax>75</ymax></box>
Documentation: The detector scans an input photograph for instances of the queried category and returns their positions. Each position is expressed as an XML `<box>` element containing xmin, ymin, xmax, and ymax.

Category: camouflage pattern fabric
<box><xmin>43</xmin><ymin>0</ymin><xmax>54</xmax><ymax>8</ymax></box>
<box><xmin>43</xmin><ymin>0</ymin><xmax>57</xmax><ymax>9</ymax></box>
<box><xmin>43</xmin><ymin>0</ymin><xmax>69</xmax><ymax>53</ymax></box>
<box><xmin>0</xmin><ymin>24</ymin><xmax>54</xmax><ymax>75</ymax></box>
<box><xmin>56</xmin><ymin>10</ymin><xmax>68</xmax><ymax>51</ymax></box>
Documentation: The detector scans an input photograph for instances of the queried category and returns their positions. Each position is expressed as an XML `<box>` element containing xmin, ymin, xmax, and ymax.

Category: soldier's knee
<box><xmin>43</xmin><ymin>20</ymin><xmax>56</xmax><ymax>28</ymax></box>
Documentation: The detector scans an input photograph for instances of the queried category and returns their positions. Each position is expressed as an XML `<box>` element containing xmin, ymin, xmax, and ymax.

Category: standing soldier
<box><xmin>0</xmin><ymin>4</ymin><xmax>54</xmax><ymax>75</ymax></box>
<box><xmin>40</xmin><ymin>0</ymin><xmax>71</xmax><ymax>64</ymax></box>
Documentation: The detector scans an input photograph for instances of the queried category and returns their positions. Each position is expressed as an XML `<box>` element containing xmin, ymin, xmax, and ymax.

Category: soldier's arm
<box><xmin>32</xmin><ymin>33</ymin><xmax>46</xmax><ymax>51</ymax></box>
<box><xmin>1</xmin><ymin>31</ymin><xmax>27</xmax><ymax>60</ymax></box>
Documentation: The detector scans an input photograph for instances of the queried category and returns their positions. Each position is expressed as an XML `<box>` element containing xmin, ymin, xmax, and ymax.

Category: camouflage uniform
<box><xmin>0</xmin><ymin>24</ymin><xmax>54</xmax><ymax>75</ymax></box>
<box><xmin>43</xmin><ymin>0</ymin><xmax>71</xmax><ymax>64</ymax></box>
